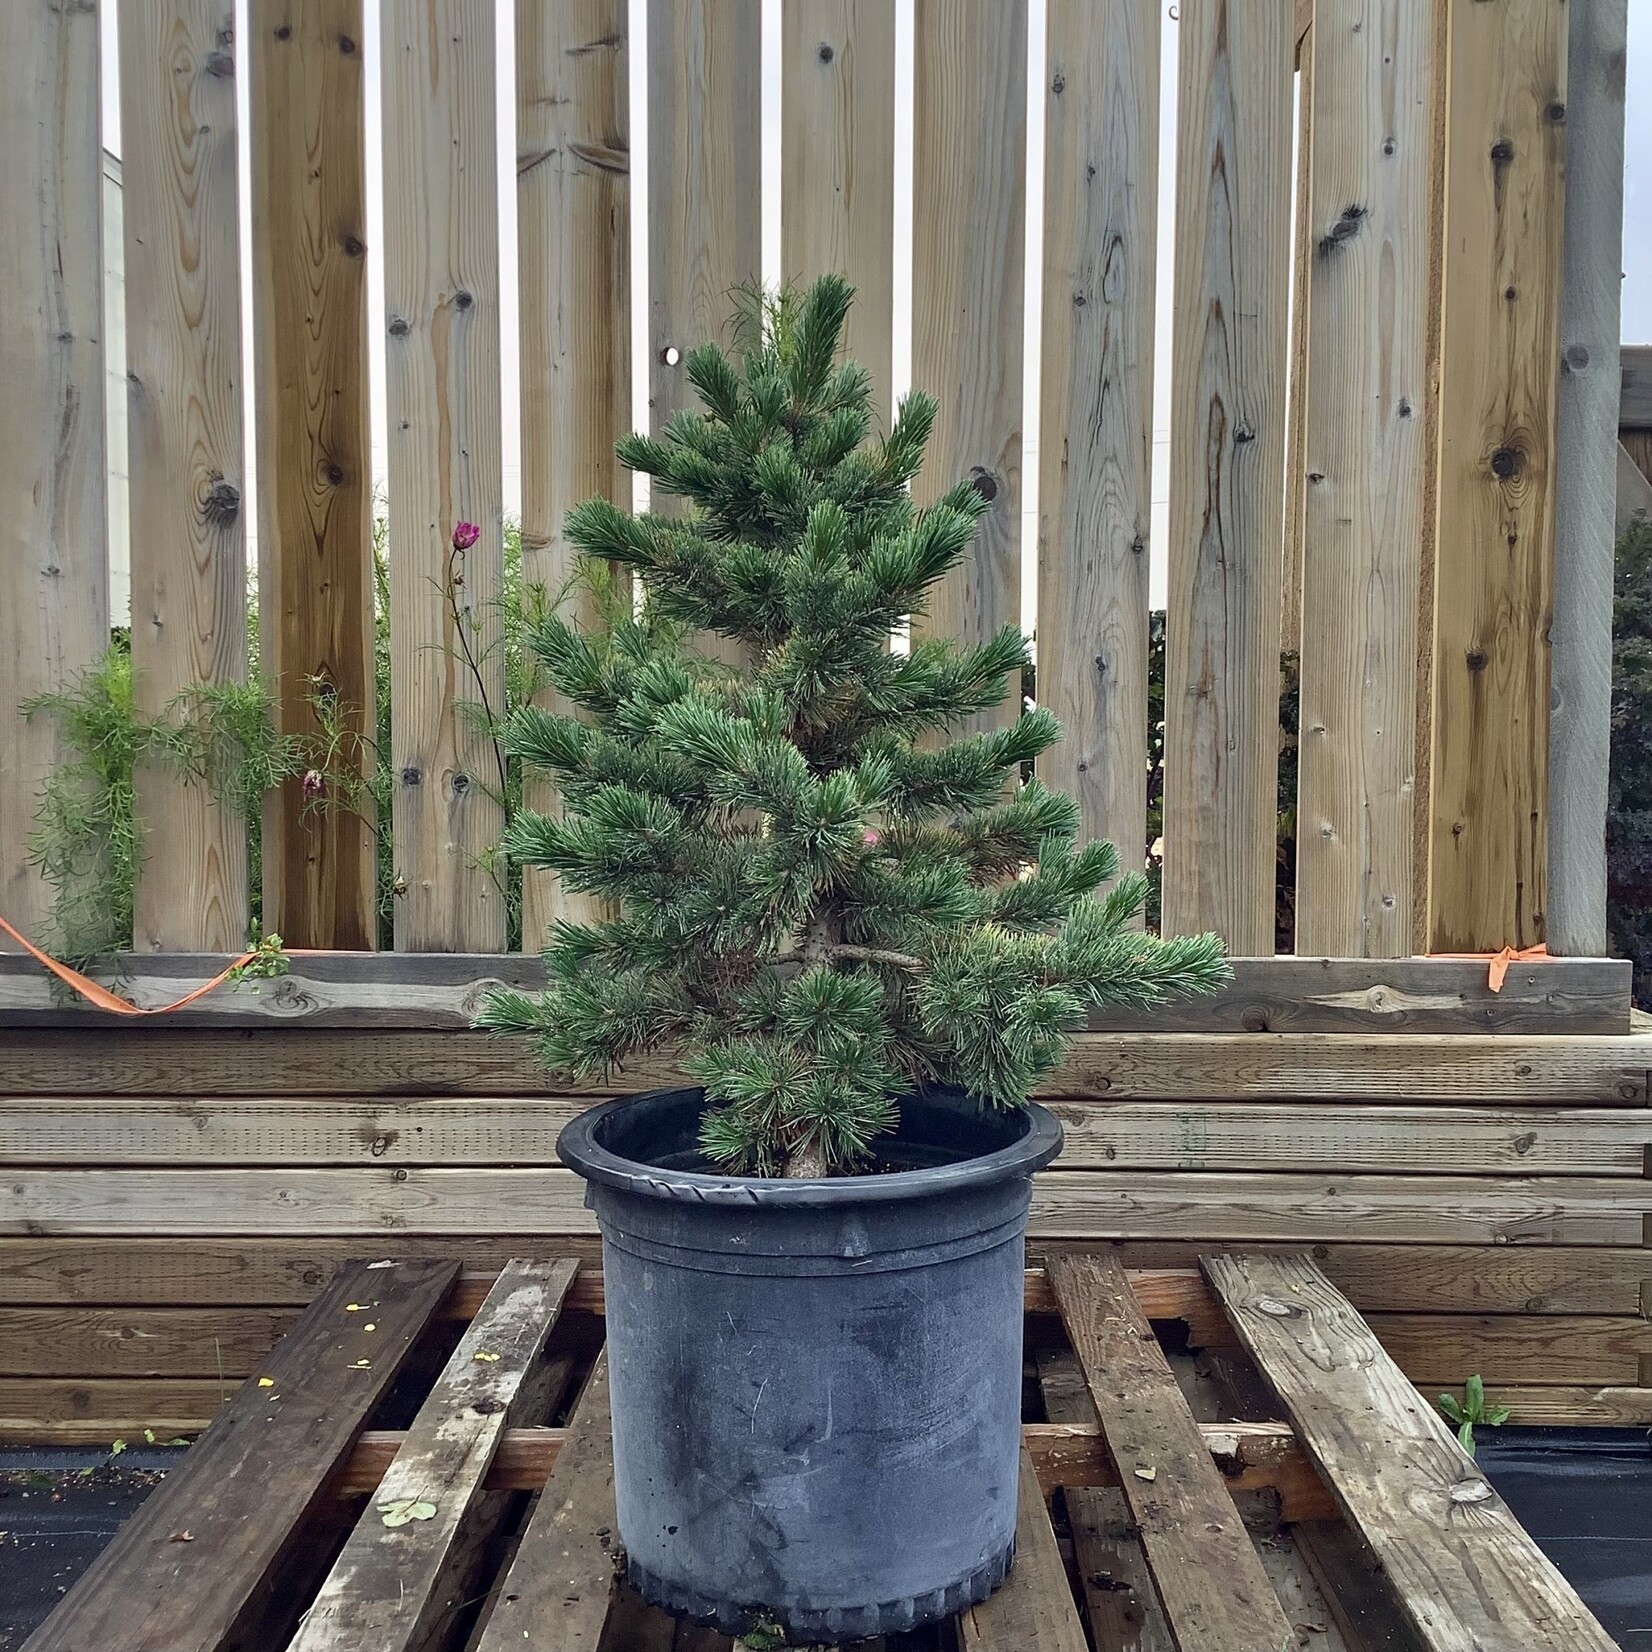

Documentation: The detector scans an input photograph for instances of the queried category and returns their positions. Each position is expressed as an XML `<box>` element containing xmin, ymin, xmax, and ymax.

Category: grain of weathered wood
<box><xmin>9</xmin><ymin>1093</ymin><xmax>1650</xmax><ymax>1177</ymax></box>
<box><xmin>0</xmin><ymin>1306</ymin><xmax>300</xmax><ymax>1378</ymax></box>
<box><xmin>1047</xmin><ymin>1251</ymin><xmax>1293</xmax><ymax>1651</ymax></box>
<box><xmin>781</xmin><ymin>0</ymin><xmax>896</xmax><ymax>423</ymax></box>
<box><xmin>910</xmin><ymin>0</ymin><xmax>1027</xmax><ymax>734</ymax></box>
<box><xmin>3</xmin><ymin>1026</ymin><xmax>1647</xmax><ymax>1099</ymax></box>
<box><xmin>382</xmin><ymin>0</ymin><xmax>506</xmax><ymax>951</ymax></box>
<box><xmin>1426</xmin><ymin>0</ymin><xmax>1567</xmax><ymax>953</ymax></box>
<box><xmin>6</xmin><ymin>1166</ymin><xmax>1647</xmax><ymax>1245</ymax></box>
<box><xmin>1617</xmin><ymin>438</ymin><xmax>1652</xmax><ymax>536</ymax></box>
<box><xmin>1280</xmin><ymin>26</ymin><xmax>1313</xmax><ymax>655</ymax></box>
<box><xmin>1366</xmin><ymin>1311</ymin><xmax>1652</xmax><ymax>1386</ymax></box>
<box><xmin>1294</xmin><ymin>0</ymin><xmax>1431</xmax><ymax>958</ymax></box>
<box><xmin>290</xmin><ymin>1260</ymin><xmax>577</xmax><ymax>1652</ymax></box>
<box><xmin>1037</xmin><ymin>1350</ymin><xmax>1172</xmax><ymax>1651</ymax></box>
<box><xmin>0</xmin><ymin>0</ymin><xmax>107</xmax><ymax>951</ymax></box>
<box><xmin>250</xmin><ymin>0</ymin><xmax>377</xmax><ymax>950</ymax></box>
<box><xmin>473</xmin><ymin>1354</ymin><xmax>617</xmax><ymax>1652</ymax></box>
<box><xmin>1620</xmin><ymin>345</ymin><xmax>1652</xmax><ymax>429</ymax></box>
<box><xmin>119</xmin><ymin>0</ymin><xmax>250</xmax><ymax>953</ymax></box>
<box><xmin>6</xmin><ymin>1238</ymin><xmax>1645</xmax><ymax>1317</ymax></box>
<box><xmin>1036</xmin><ymin>0</ymin><xmax>1157</xmax><ymax>881</ymax></box>
<box><xmin>647</xmin><ymin>0</ymin><xmax>760</xmax><ymax>435</ymax></box>
<box><xmin>1</xmin><ymin>952</ymin><xmax>1626</xmax><ymax>1033</ymax></box>
<box><xmin>1547</xmin><ymin>0</ymin><xmax>1626</xmax><ymax>958</ymax></box>
<box><xmin>957</xmin><ymin>1450</ymin><xmax>1088</xmax><ymax>1652</ymax></box>
<box><xmin>517</xmin><ymin>0</ymin><xmax>629</xmax><ymax>948</ymax></box>
<box><xmin>0</xmin><ymin>1379</ymin><xmax>237</xmax><ymax>1443</ymax></box>
<box><xmin>21</xmin><ymin>1259</ymin><xmax>457</xmax><ymax>1652</ymax></box>
<box><xmin>1205</xmin><ymin>1252</ymin><xmax>1619</xmax><ymax>1652</ymax></box>
<box><xmin>1161</xmin><ymin>0</ymin><xmax>1292</xmax><ymax>951</ymax></box>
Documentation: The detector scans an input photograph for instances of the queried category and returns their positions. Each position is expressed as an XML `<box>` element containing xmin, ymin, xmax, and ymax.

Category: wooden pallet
<box><xmin>22</xmin><ymin>1250</ymin><xmax>1621</xmax><ymax>1652</ymax></box>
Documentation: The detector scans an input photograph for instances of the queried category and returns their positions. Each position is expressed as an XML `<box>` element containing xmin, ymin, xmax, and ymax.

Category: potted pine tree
<box><xmin>481</xmin><ymin>277</ymin><xmax>1228</xmax><ymax>1643</ymax></box>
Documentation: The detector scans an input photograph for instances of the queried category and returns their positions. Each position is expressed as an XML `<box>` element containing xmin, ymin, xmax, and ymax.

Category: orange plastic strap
<box><xmin>1429</xmin><ymin>943</ymin><xmax>1549</xmax><ymax>993</ymax></box>
<box><xmin>0</xmin><ymin>915</ymin><xmax>256</xmax><ymax>1016</ymax></box>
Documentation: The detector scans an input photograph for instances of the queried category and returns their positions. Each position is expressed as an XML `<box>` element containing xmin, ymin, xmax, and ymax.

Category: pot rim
<box><xmin>557</xmin><ymin>1084</ymin><xmax>1064</xmax><ymax>1208</ymax></box>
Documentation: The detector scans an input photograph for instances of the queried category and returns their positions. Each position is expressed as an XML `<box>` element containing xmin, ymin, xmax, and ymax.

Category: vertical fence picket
<box><xmin>1280</xmin><ymin>30</ymin><xmax>1314</xmax><ymax>658</ymax></box>
<box><xmin>1293</xmin><ymin>0</ymin><xmax>1431</xmax><ymax>959</ymax></box>
<box><xmin>910</xmin><ymin>0</ymin><xmax>1027</xmax><ymax>733</ymax></box>
<box><xmin>647</xmin><ymin>0</ymin><xmax>762</xmax><ymax>438</ymax></box>
<box><xmin>516</xmin><ymin>1</ymin><xmax>631</xmax><ymax>949</ymax></box>
<box><xmin>0</xmin><ymin>0</ymin><xmax>108</xmax><ymax>950</ymax></box>
<box><xmin>382</xmin><ymin>0</ymin><xmax>506</xmax><ymax>952</ymax></box>
<box><xmin>1161</xmin><ymin>0</ymin><xmax>1293</xmax><ymax>952</ymax></box>
<box><xmin>120</xmin><ymin>0</ymin><xmax>250</xmax><ymax>953</ymax></box>
<box><xmin>1425</xmin><ymin>0</ymin><xmax>1566</xmax><ymax>953</ymax></box>
<box><xmin>780</xmin><ymin>0</ymin><xmax>897</xmax><ymax>425</ymax></box>
<box><xmin>251</xmin><ymin>0</ymin><xmax>376</xmax><ymax>951</ymax></box>
<box><xmin>1035</xmin><ymin>0</ymin><xmax>1158</xmax><ymax>882</ymax></box>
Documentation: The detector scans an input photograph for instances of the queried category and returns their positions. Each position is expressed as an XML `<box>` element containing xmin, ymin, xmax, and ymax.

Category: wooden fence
<box><xmin>0</xmin><ymin>0</ymin><xmax>1624</xmax><ymax>961</ymax></box>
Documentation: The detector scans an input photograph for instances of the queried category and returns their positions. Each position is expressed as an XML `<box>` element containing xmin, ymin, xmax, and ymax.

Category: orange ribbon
<box><xmin>1430</xmin><ymin>943</ymin><xmax>1549</xmax><ymax>993</ymax></box>
<box><xmin>0</xmin><ymin>915</ymin><xmax>257</xmax><ymax>1016</ymax></box>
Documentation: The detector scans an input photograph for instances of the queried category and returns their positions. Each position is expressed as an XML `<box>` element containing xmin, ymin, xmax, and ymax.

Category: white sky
<box><xmin>99</xmin><ymin>1</ymin><xmax>1652</xmax><ymax>622</ymax></box>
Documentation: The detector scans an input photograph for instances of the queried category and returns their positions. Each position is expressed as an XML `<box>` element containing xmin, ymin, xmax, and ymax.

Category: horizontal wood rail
<box><xmin>328</xmin><ymin>1418</ymin><xmax>1334</xmax><ymax>1522</ymax></box>
<box><xmin>0</xmin><ymin>953</ymin><xmax>1630</xmax><ymax>1034</ymax></box>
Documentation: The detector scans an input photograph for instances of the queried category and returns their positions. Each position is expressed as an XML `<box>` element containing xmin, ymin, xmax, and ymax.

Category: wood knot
<box><xmin>817</xmin><ymin>41</ymin><xmax>834</xmax><ymax>62</ymax></box>
<box><xmin>1052</xmin><ymin>73</ymin><xmax>1066</xmax><ymax>94</ymax></box>
<box><xmin>1489</xmin><ymin>446</ymin><xmax>1520</xmax><ymax>480</ymax></box>
<box><xmin>1490</xmin><ymin>139</ymin><xmax>1514</xmax><ymax>165</ymax></box>
<box><xmin>1316</xmin><ymin>203</ymin><xmax>1367</xmax><ymax>258</ymax></box>
<box><xmin>969</xmin><ymin>466</ymin><xmax>999</xmax><ymax>502</ymax></box>
<box><xmin>342</xmin><ymin>234</ymin><xmax>365</xmax><ymax>258</ymax></box>
<box><xmin>339</xmin><ymin>33</ymin><xmax>357</xmax><ymax>55</ymax></box>
<box><xmin>388</xmin><ymin>316</ymin><xmax>410</xmax><ymax>337</ymax></box>
<box><xmin>1233</xmin><ymin>424</ymin><xmax>1256</xmax><ymax>446</ymax></box>
<box><xmin>400</xmin><ymin>766</ymin><xmax>422</xmax><ymax>787</ymax></box>
<box><xmin>1254</xmin><ymin>1296</ymin><xmax>1300</xmax><ymax>1319</ymax></box>
<box><xmin>275</xmin><ymin>24</ymin><xmax>291</xmax><ymax>40</ymax></box>
<box><xmin>453</xmin><ymin>289</ymin><xmax>474</xmax><ymax>311</ymax></box>
<box><xmin>1466</xmin><ymin>649</ymin><xmax>1488</xmax><ymax>673</ymax></box>
<box><xmin>202</xmin><ymin>475</ymin><xmax>241</xmax><ymax>524</ymax></box>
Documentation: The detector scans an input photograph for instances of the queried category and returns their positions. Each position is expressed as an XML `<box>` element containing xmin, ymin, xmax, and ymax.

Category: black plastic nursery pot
<box><xmin>556</xmin><ymin>1085</ymin><xmax>1064</xmax><ymax>1643</ymax></box>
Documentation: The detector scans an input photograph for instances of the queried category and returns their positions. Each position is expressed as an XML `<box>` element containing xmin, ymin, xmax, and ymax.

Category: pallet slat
<box><xmin>1048</xmin><ymin>1251</ymin><xmax>1294</xmax><ymax>1651</ymax></box>
<box><xmin>290</xmin><ymin>1259</ymin><xmax>577</xmax><ymax>1652</ymax></box>
<box><xmin>21</xmin><ymin>1259</ymin><xmax>458</xmax><ymax>1652</ymax></box>
<box><xmin>473</xmin><ymin>1354</ymin><xmax>618</xmax><ymax>1652</ymax></box>
<box><xmin>957</xmin><ymin>1450</ymin><xmax>1089</xmax><ymax>1652</ymax></box>
<box><xmin>1204</xmin><ymin>1252</ymin><xmax>1618</xmax><ymax>1652</ymax></box>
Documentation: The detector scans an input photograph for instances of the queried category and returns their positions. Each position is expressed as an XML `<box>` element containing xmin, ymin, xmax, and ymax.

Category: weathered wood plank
<box><xmin>7</xmin><ymin>1094</ymin><xmax>1649</xmax><ymax>1178</ymax></box>
<box><xmin>473</xmin><ymin>1354</ymin><xmax>617</xmax><ymax>1652</ymax></box>
<box><xmin>1161</xmin><ymin>0</ymin><xmax>1293</xmax><ymax>950</ymax></box>
<box><xmin>1205</xmin><ymin>1251</ymin><xmax>1618</xmax><ymax>1652</ymax></box>
<box><xmin>5</xmin><ymin>1167</ymin><xmax>1646</xmax><ymax>1245</ymax></box>
<box><xmin>1294</xmin><ymin>0</ymin><xmax>1431</xmax><ymax>957</ymax></box>
<box><xmin>647</xmin><ymin>0</ymin><xmax>760</xmax><ymax>434</ymax></box>
<box><xmin>382</xmin><ymin>0</ymin><xmax>506</xmax><ymax>950</ymax></box>
<box><xmin>2</xmin><ymin>1026</ymin><xmax>1647</xmax><ymax>1100</ymax></box>
<box><xmin>516</xmin><ymin>0</ymin><xmax>629</xmax><ymax>949</ymax></box>
<box><xmin>1426</xmin><ymin>0</ymin><xmax>1567</xmax><ymax>953</ymax></box>
<box><xmin>910</xmin><ymin>0</ymin><xmax>1027</xmax><ymax>734</ymax></box>
<box><xmin>1037</xmin><ymin>1349</ymin><xmax>1173</xmax><ymax>1651</ymax></box>
<box><xmin>119</xmin><ymin>0</ymin><xmax>250</xmax><ymax>952</ymax></box>
<box><xmin>957</xmin><ymin>1450</ymin><xmax>1088</xmax><ymax>1652</ymax></box>
<box><xmin>5</xmin><ymin>1239</ymin><xmax>1645</xmax><ymax>1317</ymax></box>
<box><xmin>0</xmin><ymin>1306</ymin><xmax>301</xmax><ymax>1378</ymax></box>
<box><xmin>21</xmin><ymin>1259</ymin><xmax>457</xmax><ymax>1652</ymax></box>
<box><xmin>250</xmin><ymin>0</ymin><xmax>376</xmax><ymax>950</ymax></box>
<box><xmin>1617</xmin><ymin>438</ymin><xmax>1652</xmax><ymax>536</ymax></box>
<box><xmin>1366</xmin><ymin>1311</ymin><xmax>1652</xmax><ymax>1386</ymax></box>
<box><xmin>0</xmin><ymin>0</ymin><xmax>108</xmax><ymax>950</ymax></box>
<box><xmin>781</xmin><ymin>0</ymin><xmax>896</xmax><ymax>423</ymax></box>
<box><xmin>0</xmin><ymin>953</ymin><xmax>1628</xmax><ymax>1033</ymax></box>
<box><xmin>1035</xmin><ymin>0</ymin><xmax>1157</xmax><ymax>882</ymax></box>
<box><xmin>1047</xmin><ymin>1251</ymin><xmax>1293</xmax><ymax>1650</ymax></box>
<box><xmin>291</xmin><ymin>1260</ymin><xmax>577</xmax><ymax>1652</ymax></box>
<box><xmin>1547</xmin><ymin>0</ymin><xmax>1626</xmax><ymax>957</ymax></box>
<box><xmin>1621</xmin><ymin>345</ymin><xmax>1652</xmax><ymax>429</ymax></box>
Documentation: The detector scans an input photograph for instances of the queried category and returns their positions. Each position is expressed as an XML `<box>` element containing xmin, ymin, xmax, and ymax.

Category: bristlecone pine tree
<box><xmin>480</xmin><ymin>277</ymin><xmax>1229</xmax><ymax>1177</ymax></box>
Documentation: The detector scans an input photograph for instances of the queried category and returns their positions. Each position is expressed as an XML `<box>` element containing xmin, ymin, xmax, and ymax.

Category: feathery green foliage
<box><xmin>482</xmin><ymin>277</ymin><xmax>1230</xmax><ymax>1176</ymax></box>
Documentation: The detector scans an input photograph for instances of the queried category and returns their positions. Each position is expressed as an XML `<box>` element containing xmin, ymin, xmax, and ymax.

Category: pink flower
<box><xmin>301</xmin><ymin>768</ymin><xmax>325</xmax><ymax>802</ymax></box>
<box><xmin>451</xmin><ymin>520</ymin><xmax>481</xmax><ymax>551</ymax></box>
